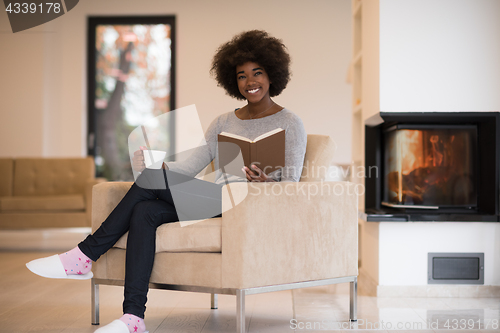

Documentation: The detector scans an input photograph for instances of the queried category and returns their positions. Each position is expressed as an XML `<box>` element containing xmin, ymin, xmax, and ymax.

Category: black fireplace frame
<box><xmin>364</xmin><ymin>112</ymin><xmax>500</xmax><ymax>222</ymax></box>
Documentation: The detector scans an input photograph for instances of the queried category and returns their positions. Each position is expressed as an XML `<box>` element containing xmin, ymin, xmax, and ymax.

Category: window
<box><xmin>87</xmin><ymin>16</ymin><xmax>176</xmax><ymax>180</ymax></box>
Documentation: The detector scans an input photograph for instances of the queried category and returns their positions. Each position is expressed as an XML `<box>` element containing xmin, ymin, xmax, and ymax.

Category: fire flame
<box><xmin>385</xmin><ymin>129</ymin><xmax>474</xmax><ymax>206</ymax></box>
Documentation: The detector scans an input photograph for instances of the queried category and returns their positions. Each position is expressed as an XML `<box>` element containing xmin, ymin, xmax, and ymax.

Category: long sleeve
<box><xmin>165</xmin><ymin>108</ymin><xmax>306</xmax><ymax>184</ymax></box>
<box><xmin>165</xmin><ymin>118</ymin><xmax>219</xmax><ymax>178</ymax></box>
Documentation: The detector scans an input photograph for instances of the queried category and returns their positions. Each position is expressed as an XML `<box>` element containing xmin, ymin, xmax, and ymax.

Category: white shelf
<box><xmin>351</xmin><ymin>0</ymin><xmax>364</xmax><ymax>205</ymax></box>
<box><xmin>353</xmin><ymin>51</ymin><xmax>362</xmax><ymax>67</ymax></box>
<box><xmin>352</xmin><ymin>157</ymin><xmax>363</xmax><ymax>165</ymax></box>
<box><xmin>353</xmin><ymin>0</ymin><xmax>362</xmax><ymax>18</ymax></box>
<box><xmin>353</xmin><ymin>103</ymin><xmax>362</xmax><ymax>115</ymax></box>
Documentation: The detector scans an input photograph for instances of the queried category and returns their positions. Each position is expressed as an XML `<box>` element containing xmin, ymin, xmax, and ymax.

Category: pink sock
<box><xmin>58</xmin><ymin>246</ymin><xmax>92</xmax><ymax>276</ymax></box>
<box><xmin>119</xmin><ymin>314</ymin><xmax>146</xmax><ymax>333</ymax></box>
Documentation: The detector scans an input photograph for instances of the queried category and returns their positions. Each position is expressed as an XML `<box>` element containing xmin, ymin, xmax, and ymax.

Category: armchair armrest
<box><xmin>85</xmin><ymin>178</ymin><xmax>107</xmax><ymax>227</ymax></box>
<box><xmin>220</xmin><ymin>181</ymin><xmax>358</xmax><ymax>289</ymax></box>
<box><xmin>91</xmin><ymin>181</ymin><xmax>133</xmax><ymax>232</ymax></box>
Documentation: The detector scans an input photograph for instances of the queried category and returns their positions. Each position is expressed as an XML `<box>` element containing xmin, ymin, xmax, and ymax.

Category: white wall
<box><xmin>379</xmin><ymin>222</ymin><xmax>500</xmax><ymax>286</ymax></box>
<box><xmin>0</xmin><ymin>0</ymin><xmax>353</xmax><ymax>164</ymax></box>
<box><xmin>374</xmin><ymin>0</ymin><xmax>500</xmax><ymax>287</ymax></box>
<box><xmin>379</xmin><ymin>0</ymin><xmax>500</xmax><ymax>112</ymax></box>
<box><xmin>0</xmin><ymin>32</ymin><xmax>45</xmax><ymax>156</ymax></box>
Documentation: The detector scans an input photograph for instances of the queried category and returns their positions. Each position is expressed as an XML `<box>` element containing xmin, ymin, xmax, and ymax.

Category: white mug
<box><xmin>143</xmin><ymin>150</ymin><xmax>167</xmax><ymax>169</ymax></box>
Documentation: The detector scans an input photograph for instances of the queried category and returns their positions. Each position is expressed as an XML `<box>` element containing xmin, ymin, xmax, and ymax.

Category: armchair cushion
<box><xmin>93</xmin><ymin>182</ymin><xmax>222</xmax><ymax>253</ymax></box>
<box><xmin>300</xmin><ymin>135</ymin><xmax>337</xmax><ymax>182</ymax></box>
<box><xmin>113</xmin><ymin>218</ymin><xmax>222</xmax><ymax>253</ymax></box>
<box><xmin>100</xmin><ymin>249</ymin><xmax>222</xmax><ymax>288</ymax></box>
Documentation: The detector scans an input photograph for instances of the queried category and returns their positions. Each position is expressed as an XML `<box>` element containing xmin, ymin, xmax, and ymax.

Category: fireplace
<box><xmin>364</xmin><ymin>112</ymin><xmax>500</xmax><ymax>222</ymax></box>
<box><xmin>383</xmin><ymin>125</ymin><xmax>477</xmax><ymax>209</ymax></box>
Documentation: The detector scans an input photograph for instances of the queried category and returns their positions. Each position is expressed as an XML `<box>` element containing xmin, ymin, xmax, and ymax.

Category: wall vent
<box><xmin>428</xmin><ymin>253</ymin><xmax>484</xmax><ymax>284</ymax></box>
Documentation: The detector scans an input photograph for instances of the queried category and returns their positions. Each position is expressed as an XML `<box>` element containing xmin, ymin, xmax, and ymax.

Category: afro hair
<box><xmin>210</xmin><ymin>30</ymin><xmax>291</xmax><ymax>100</ymax></box>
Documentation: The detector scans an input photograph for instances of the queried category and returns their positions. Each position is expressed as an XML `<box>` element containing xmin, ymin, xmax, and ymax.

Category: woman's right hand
<box><xmin>132</xmin><ymin>146</ymin><xmax>147</xmax><ymax>172</ymax></box>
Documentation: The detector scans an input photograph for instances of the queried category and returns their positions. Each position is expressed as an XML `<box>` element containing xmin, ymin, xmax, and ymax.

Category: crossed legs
<box><xmin>79</xmin><ymin>169</ymin><xmax>222</xmax><ymax>319</ymax></box>
<box><xmin>27</xmin><ymin>168</ymin><xmax>222</xmax><ymax>331</ymax></box>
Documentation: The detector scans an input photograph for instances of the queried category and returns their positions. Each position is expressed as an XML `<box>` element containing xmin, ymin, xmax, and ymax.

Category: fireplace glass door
<box><xmin>383</xmin><ymin>125</ymin><xmax>477</xmax><ymax>209</ymax></box>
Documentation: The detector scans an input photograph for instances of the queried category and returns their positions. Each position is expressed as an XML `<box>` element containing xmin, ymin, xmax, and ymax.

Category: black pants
<box><xmin>79</xmin><ymin>168</ymin><xmax>223</xmax><ymax>318</ymax></box>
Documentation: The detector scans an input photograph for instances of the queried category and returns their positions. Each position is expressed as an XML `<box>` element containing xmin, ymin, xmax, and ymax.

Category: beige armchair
<box><xmin>90</xmin><ymin>135</ymin><xmax>358</xmax><ymax>332</ymax></box>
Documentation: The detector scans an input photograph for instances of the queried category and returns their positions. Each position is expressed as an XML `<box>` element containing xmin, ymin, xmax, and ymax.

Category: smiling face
<box><xmin>236</xmin><ymin>61</ymin><xmax>271</xmax><ymax>104</ymax></box>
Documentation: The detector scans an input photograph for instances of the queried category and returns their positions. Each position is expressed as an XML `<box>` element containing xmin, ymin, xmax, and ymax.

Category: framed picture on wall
<box><xmin>87</xmin><ymin>16</ymin><xmax>176</xmax><ymax>181</ymax></box>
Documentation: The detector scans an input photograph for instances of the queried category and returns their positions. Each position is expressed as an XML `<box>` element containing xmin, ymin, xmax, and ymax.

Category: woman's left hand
<box><xmin>242</xmin><ymin>164</ymin><xmax>275</xmax><ymax>182</ymax></box>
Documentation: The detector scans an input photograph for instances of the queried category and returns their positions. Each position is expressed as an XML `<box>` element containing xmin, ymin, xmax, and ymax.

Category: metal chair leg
<box><xmin>211</xmin><ymin>293</ymin><xmax>218</xmax><ymax>309</ymax></box>
<box><xmin>236</xmin><ymin>289</ymin><xmax>245</xmax><ymax>333</ymax></box>
<box><xmin>91</xmin><ymin>279</ymin><xmax>100</xmax><ymax>325</ymax></box>
<box><xmin>349</xmin><ymin>277</ymin><xmax>357</xmax><ymax>322</ymax></box>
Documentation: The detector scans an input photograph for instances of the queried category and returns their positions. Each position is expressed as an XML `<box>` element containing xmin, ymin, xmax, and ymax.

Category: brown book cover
<box><xmin>218</xmin><ymin>128</ymin><xmax>285</xmax><ymax>175</ymax></box>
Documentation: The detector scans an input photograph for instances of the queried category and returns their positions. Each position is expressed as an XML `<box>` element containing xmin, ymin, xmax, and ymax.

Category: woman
<box><xmin>26</xmin><ymin>30</ymin><xmax>306</xmax><ymax>333</ymax></box>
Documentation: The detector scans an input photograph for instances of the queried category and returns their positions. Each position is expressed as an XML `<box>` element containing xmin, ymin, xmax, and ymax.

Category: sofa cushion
<box><xmin>100</xmin><ymin>249</ymin><xmax>223</xmax><ymax>289</ymax></box>
<box><xmin>13</xmin><ymin>157</ymin><xmax>95</xmax><ymax>196</ymax></box>
<box><xmin>0</xmin><ymin>159</ymin><xmax>13</xmax><ymax>197</ymax></box>
<box><xmin>0</xmin><ymin>194</ymin><xmax>85</xmax><ymax>211</ymax></box>
<box><xmin>114</xmin><ymin>217</ymin><xmax>221</xmax><ymax>253</ymax></box>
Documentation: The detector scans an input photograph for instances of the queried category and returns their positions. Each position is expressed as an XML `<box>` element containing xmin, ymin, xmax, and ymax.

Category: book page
<box><xmin>253</xmin><ymin>128</ymin><xmax>284</xmax><ymax>142</ymax></box>
<box><xmin>219</xmin><ymin>132</ymin><xmax>252</xmax><ymax>143</ymax></box>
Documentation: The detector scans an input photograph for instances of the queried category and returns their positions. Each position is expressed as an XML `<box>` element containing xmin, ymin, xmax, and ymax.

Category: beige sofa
<box><xmin>91</xmin><ymin>135</ymin><xmax>358</xmax><ymax>332</ymax></box>
<box><xmin>0</xmin><ymin>157</ymin><xmax>104</xmax><ymax>229</ymax></box>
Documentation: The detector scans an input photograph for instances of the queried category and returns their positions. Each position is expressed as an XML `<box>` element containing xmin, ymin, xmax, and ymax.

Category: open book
<box><xmin>218</xmin><ymin>128</ymin><xmax>285</xmax><ymax>175</ymax></box>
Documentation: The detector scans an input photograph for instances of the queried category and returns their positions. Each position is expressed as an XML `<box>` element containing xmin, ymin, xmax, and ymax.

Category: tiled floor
<box><xmin>0</xmin><ymin>230</ymin><xmax>499</xmax><ymax>332</ymax></box>
<box><xmin>293</xmin><ymin>284</ymin><xmax>500</xmax><ymax>332</ymax></box>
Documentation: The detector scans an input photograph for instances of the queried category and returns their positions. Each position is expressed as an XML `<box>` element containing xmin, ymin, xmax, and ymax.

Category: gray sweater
<box><xmin>166</xmin><ymin>108</ymin><xmax>307</xmax><ymax>185</ymax></box>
